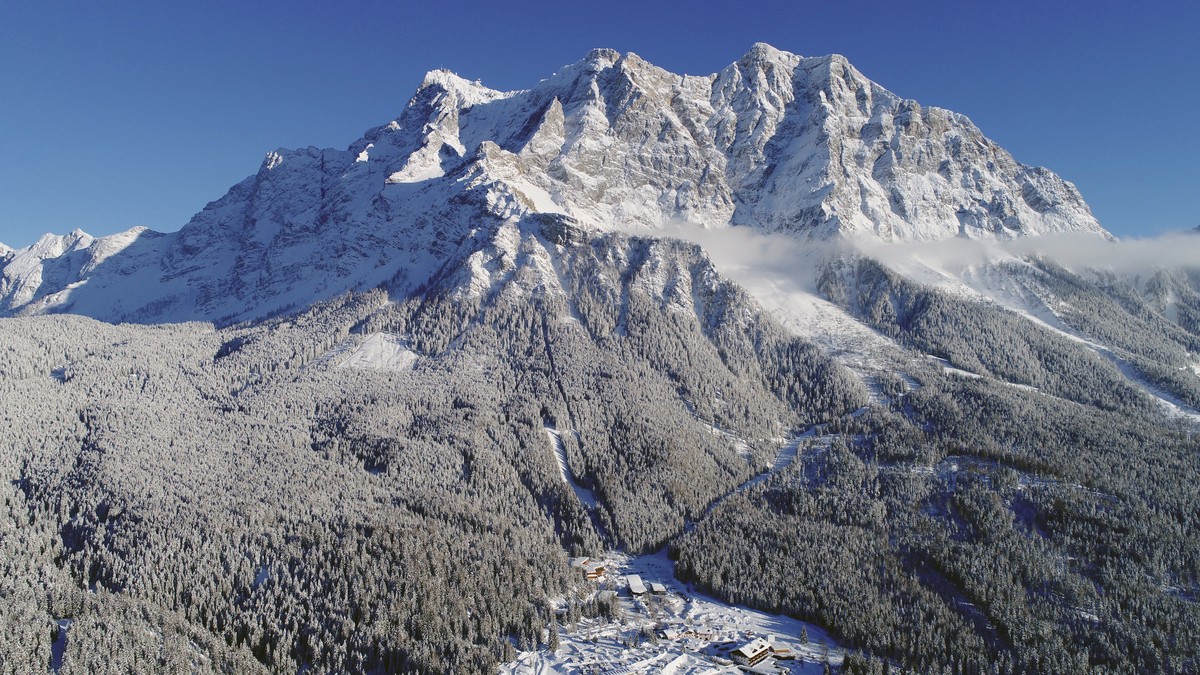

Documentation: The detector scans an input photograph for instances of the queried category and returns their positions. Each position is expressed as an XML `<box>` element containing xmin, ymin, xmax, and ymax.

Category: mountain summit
<box><xmin>0</xmin><ymin>44</ymin><xmax>1107</xmax><ymax>324</ymax></box>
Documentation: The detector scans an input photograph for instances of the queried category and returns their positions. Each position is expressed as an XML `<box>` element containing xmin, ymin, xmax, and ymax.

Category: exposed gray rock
<box><xmin>0</xmin><ymin>44</ymin><xmax>1109</xmax><ymax>324</ymax></box>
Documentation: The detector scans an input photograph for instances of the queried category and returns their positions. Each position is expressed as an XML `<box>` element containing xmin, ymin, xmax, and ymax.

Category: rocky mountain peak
<box><xmin>583</xmin><ymin>47</ymin><xmax>621</xmax><ymax>69</ymax></box>
<box><xmin>1</xmin><ymin>45</ymin><xmax>1111</xmax><ymax>324</ymax></box>
<box><xmin>31</xmin><ymin>228</ymin><xmax>94</xmax><ymax>257</ymax></box>
<box><xmin>739</xmin><ymin>41</ymin><xmax>801</xmax><ymax>67</ymax></box>
<box><xmin>417</xmin><ymin>67</ymin><xmax>507</xmax><ymax>105</ymax></box>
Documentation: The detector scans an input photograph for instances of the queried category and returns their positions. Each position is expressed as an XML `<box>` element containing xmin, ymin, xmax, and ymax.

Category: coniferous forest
<box><xmin>2</xmin><ymin>231</ymin><xmax>1199</xmax><ymax>674</ymax></box>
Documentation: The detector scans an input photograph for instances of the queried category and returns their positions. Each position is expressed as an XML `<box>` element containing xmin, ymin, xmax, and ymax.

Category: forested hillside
<box><xmin>0</xmin><ymin>230</ymin><xmax>866</xmax><ymax>674</ymax></box>
<box><xmin>661</xmin><ymin>256</ymin><xmax>1200</xmax><ymax>673</ymax></box>
<box><xmin>674</xmin><ymin>372</ymin><xmax>1200</xmax><ymax>673</ymax></box>
<box><xmin>5</xmin><ymin>219</ymin><xmax>1200</xmax><ymax>675</ymax></box>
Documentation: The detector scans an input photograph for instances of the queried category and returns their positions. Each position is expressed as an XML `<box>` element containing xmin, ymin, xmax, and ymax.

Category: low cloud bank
<box><xmin>855</xmin><ymin>231</ymin><xmax>1200</xmax><ymax>278</ymax></box>
<box><xmin>643</xmin><ymin>222</ymin><xmax>1200</xmax><ymax>282</ymax></box>
<box><xmin>1005</xmin><ymin>231</ymin><xmax>1200</xmax><ymax>274</ymax></box>
<box><xmin>644</xmin><ymin>222</ymin><xmax>838</xmax><ymax>292</ymax></box>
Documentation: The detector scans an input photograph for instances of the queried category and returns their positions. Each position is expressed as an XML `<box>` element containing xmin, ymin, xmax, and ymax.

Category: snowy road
<box><xmin>685</xmin><ymin>423</ymin><xmax>835</xmax><ymax>534</ymax></box>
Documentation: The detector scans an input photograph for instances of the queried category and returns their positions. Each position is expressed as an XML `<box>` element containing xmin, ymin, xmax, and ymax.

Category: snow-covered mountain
<box><xmin>5</xmin><ymin>46</ymin><xmax>1200</xmax><ymax>675</ymax></box>
<box><xmin>0</xmin><ymin>43</ymin><xmax>1108</xmax><ymax>324</ymax></box>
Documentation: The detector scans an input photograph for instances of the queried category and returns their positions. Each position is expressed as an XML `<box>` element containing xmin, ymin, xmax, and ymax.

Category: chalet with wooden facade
<box><xmin>567</xmin><ymin>556</ymin><xmax>607</xmax><ymax>580</ymax></box>
<box><xmin>730</xmin><ymin>637</ymin><xmax>771</xmax><ymax>667</ymax></box>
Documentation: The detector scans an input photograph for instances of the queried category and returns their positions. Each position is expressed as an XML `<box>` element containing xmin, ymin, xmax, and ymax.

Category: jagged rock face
<box><xmin>364</xmin><ymin>42</ymin><xmax>1103</xmax><ymax>240</ymax></box>
<box><xmin>0</xmin><ymin>43</ymin><xmax>1108</xmax><ymax>324</ymax></box>
<box><xmin>0</xmin><ymin>229</ymin><xmax>97</xmax><ymax>312</ymax></box>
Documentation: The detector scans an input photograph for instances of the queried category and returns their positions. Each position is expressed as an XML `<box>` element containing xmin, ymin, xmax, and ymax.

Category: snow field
<box><xmin>335</xmin><ymin>332</ymin><xmax>418</xmax><ymax>371</ymax></box>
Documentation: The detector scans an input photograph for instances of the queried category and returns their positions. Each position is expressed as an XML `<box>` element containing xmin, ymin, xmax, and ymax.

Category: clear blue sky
<box><xmin>1</xmin><ymin>0</ymin><xmax>1196</xmax><ymax>248</ymax></box>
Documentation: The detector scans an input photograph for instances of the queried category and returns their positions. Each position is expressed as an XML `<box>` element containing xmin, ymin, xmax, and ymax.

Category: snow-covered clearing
<box><xmin>336</xmin><ymin>332</ymin><xmax>418</xmax><ymax>371</ymax></box>
<box><xmin>922</xmin><ymin>355</ymin><xmax>1043</xmax><ymax>394</ymax></box>
<box><xmin>545</xmin><ymin>424</ymin><xmax>599</xmax><ymax>509</ymax></box>
<box><xmin>50</xmin><ymin>618</ymin><xmax>71</xmax><ymax>673</ymax></box>
<box><xmin>700</xmin><ymin>421</ymin><xmax>753</xmax><ymax>459</ymax></box>
<box><xmin>501</xmin><ymin>550</ymin><xmax>844</xmax><ymax>675</ymax></box>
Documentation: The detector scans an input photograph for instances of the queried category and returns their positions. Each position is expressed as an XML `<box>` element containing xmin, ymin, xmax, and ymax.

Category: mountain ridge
<box><xmin>1</xmin><ymin>44</ymin><xmax>1109</xmax><ymax>325</ymax></box>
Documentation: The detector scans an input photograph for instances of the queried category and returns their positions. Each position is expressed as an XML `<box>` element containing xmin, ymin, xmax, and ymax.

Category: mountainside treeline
<box><xmin>0</xmin><ymin>229</ymin><xmax>865</xmax><ymax>674</ymax></box>
<box><xmin>3</xmin><ymin>231</ymin><xmax>1198</xmax><ymax>674</ymax></box>
<box><xmin>674</xmin><ymin>370</ymin><xmax>1200</xmax><ymax>674</ymax></box>
<box><xmin>672</xmin><ymin>255</ymin><xmax>1200</xmax><ymax>674</ymax></box>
